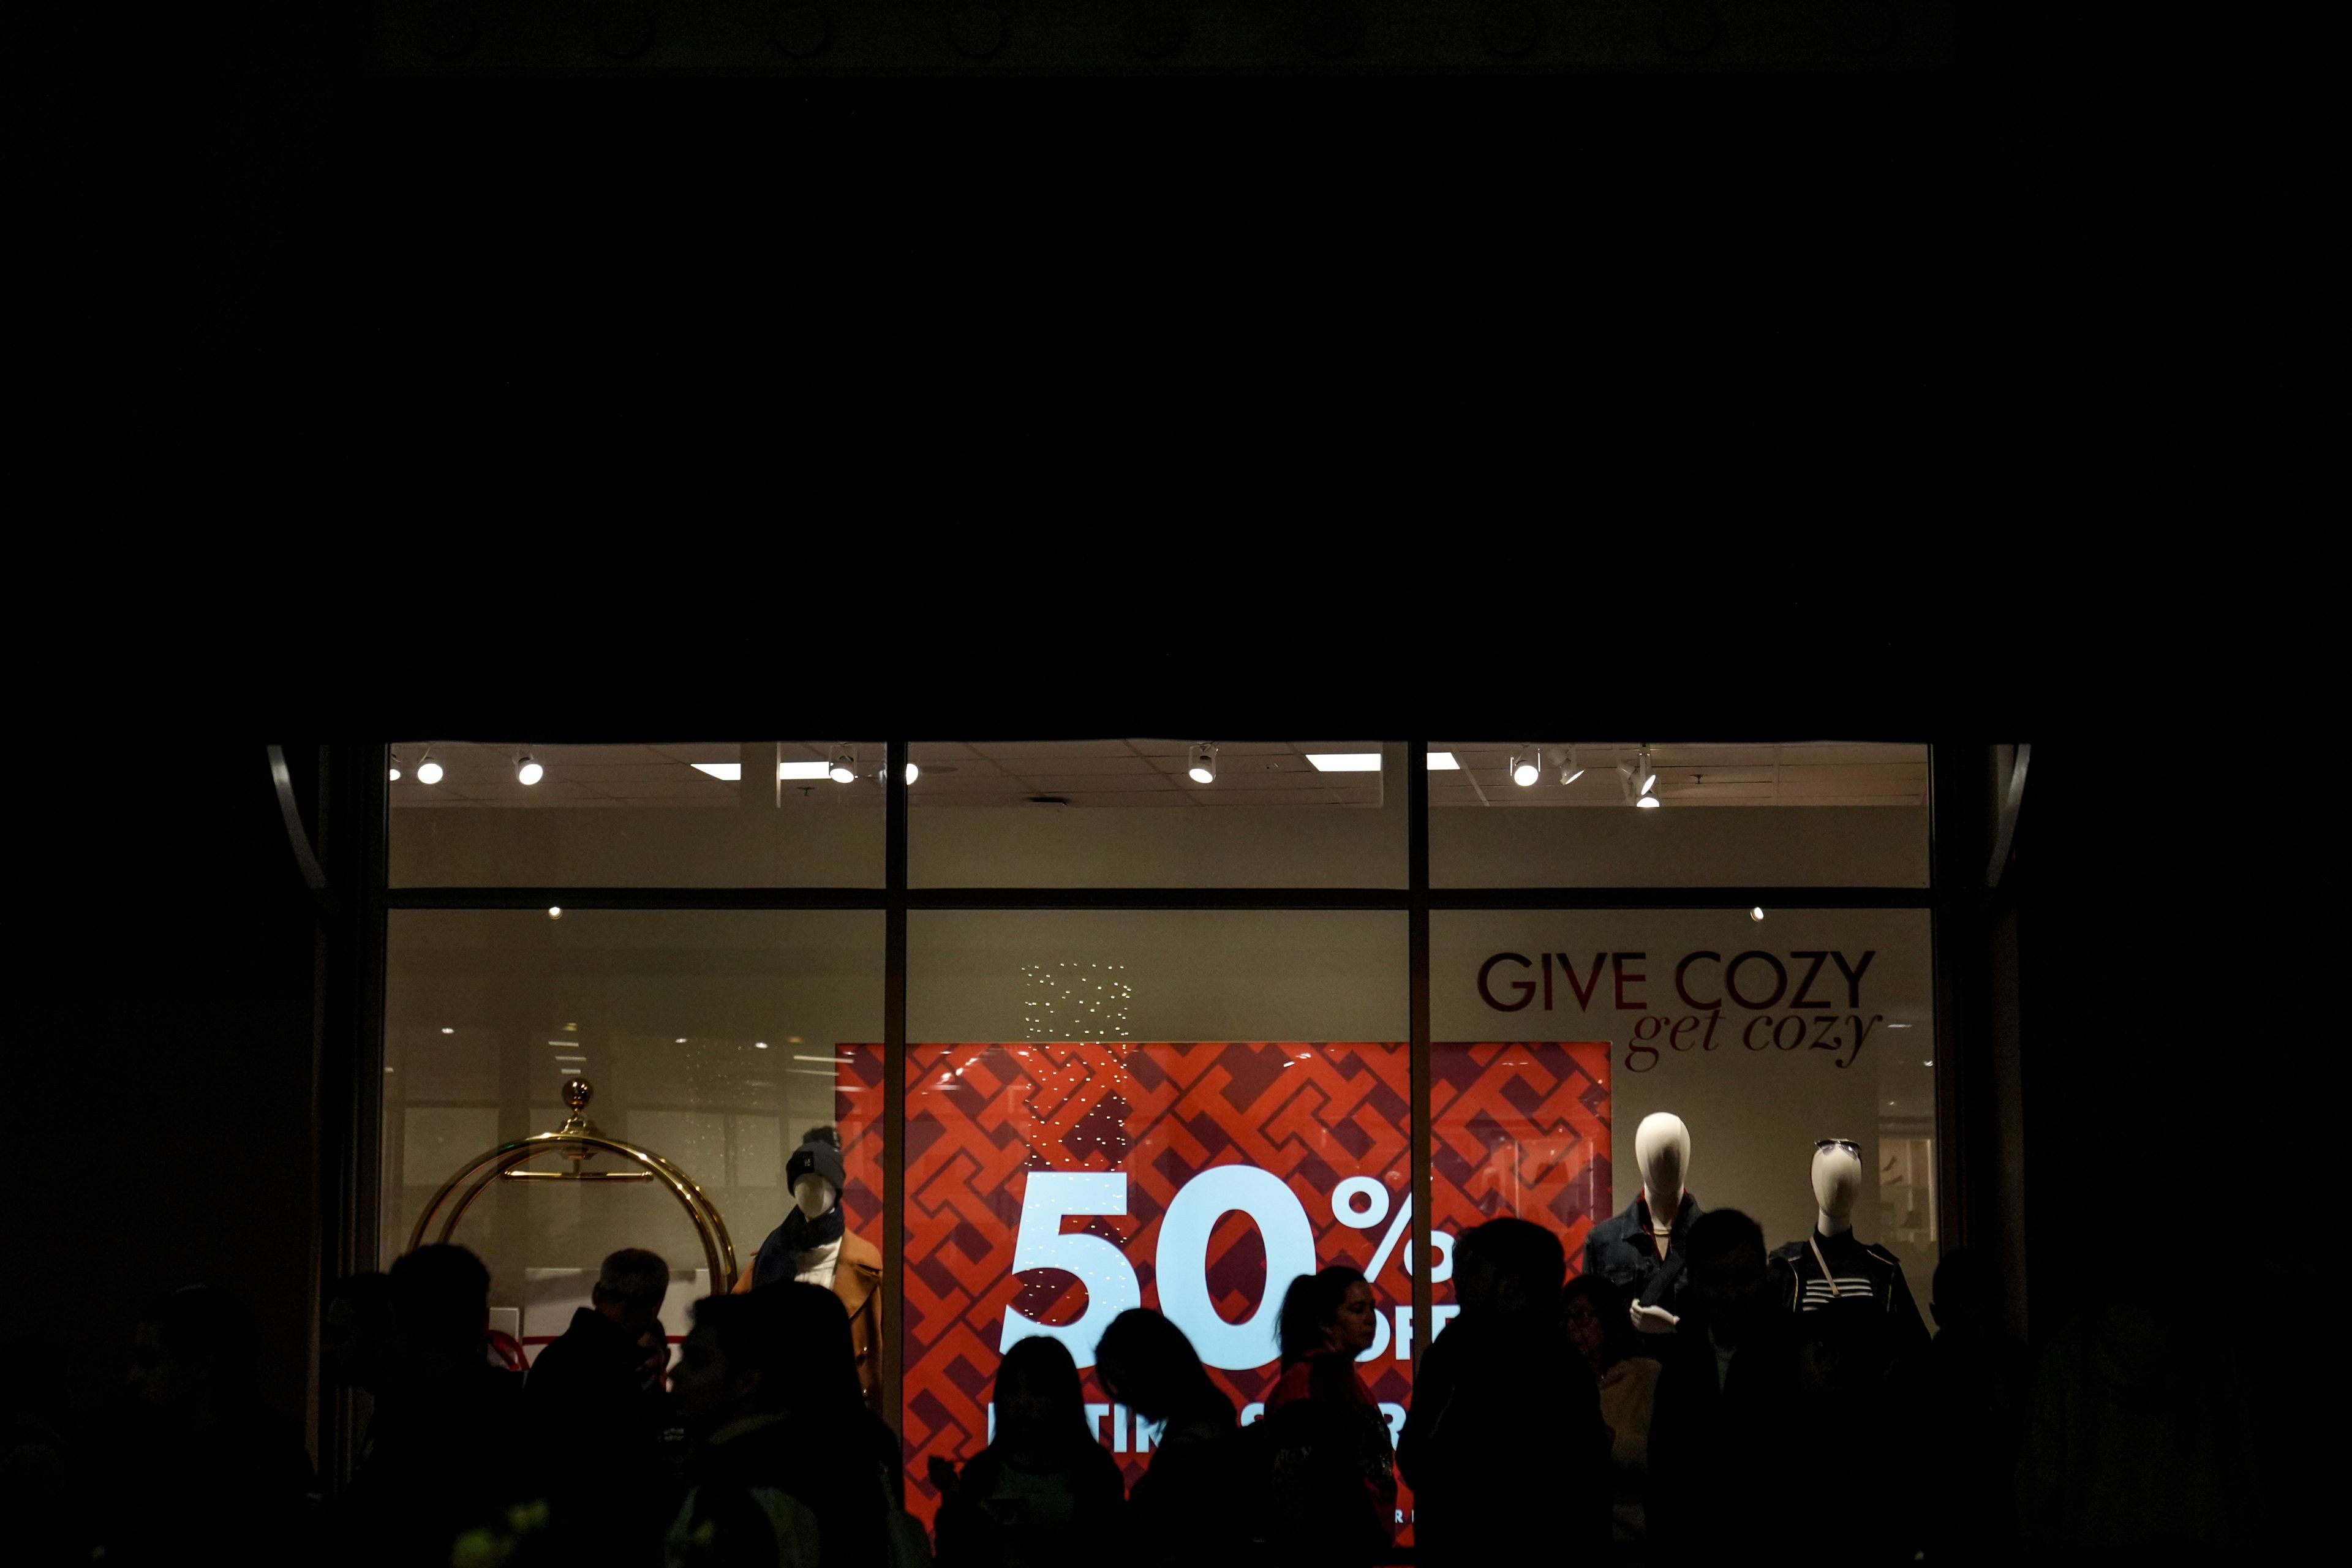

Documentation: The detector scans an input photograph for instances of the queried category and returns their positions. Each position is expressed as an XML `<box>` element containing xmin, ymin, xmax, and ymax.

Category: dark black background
<box><xmin>19</xmin><ymin>0</ymin><xmax>2330</xmax><ymax>1544</ymax></box>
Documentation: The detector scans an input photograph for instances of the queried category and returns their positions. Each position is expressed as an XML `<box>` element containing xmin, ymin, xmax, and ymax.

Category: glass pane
<box><xmin>1430</xmin><ymin>742</ymin><xmax>1929</xmax><ymax>887</ymax></box>
<box><xmin>909</xmin><ymin>739</ymin><xmax>1408</xmax><ymax>887</ymax></box>
<box><xmin>383</xmin><ymin>910</ymin><xmax>884</xmax><ymax>1375</ymax></box>
<box><xmin>390</xmin><ymin>741</ymin><xmax>886</xmax><ymax>886</ymax></box>
<box><xmin>1431</xmin><ymin>909</ymin><xmax>1935</xmax><ymax>1278</ymax></box>
<box><xmin>905</xmin><ymin>911</ymin><xmax>1412</xmax><ymax>1537</ymax></box>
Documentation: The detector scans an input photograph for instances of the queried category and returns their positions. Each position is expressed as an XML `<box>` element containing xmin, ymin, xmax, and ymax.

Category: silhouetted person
<box><xmin>526</xmin><ymin>1248</ymin><xmax>676</xmax><ymax>1565</ymax></box>
<box><xmin>2013</xmin><ymin>1227</ymin><xmax>2272</xmax><ymax>1560</ymax></box>
<box><xmin>325</xmin><ymin>1272</ymin><xmax>395</xmax><ymax>1401</ymax></box>
<box><xmin>1095</xmin><ymin>1306</ymin><xmax>1246</xmax><ymax>1568</ymax></box>
<box><xmin>1905</xmin><ymin>1250</ymin><xmax>2030</xmax><ymax>1564</ymax></box>
<box><xmin>1263</xmin><ymin>1265</ymin><xmax>1395</xmax><ymax>1568</ymax></box>
<box><xmin>335</xmin><ymin>1244</ymin><xmax>526</xmax><ymax>1567</ymax></box>
<box><xmin>666</xmin><ymin>1285</ymin><xmax>891</xmax><ymax>1568</ymax></box>
<box><xmin>1</xmin><ymin>1330</ymin><xmax>89</xmax><ymax>1568</ymax></box>
<box><xmin>932</xmin><ymin>1335</ymin><xmax>1123</xmax><ymax>1568</ymax></box>
<box><xmin>1561</xmin><ymin>1272</ymin><xmax>1662</xmax><ymax>1561</ymax></box>
<box><xmin>1644</xmin><ymin>1209</ymin><xmax>1803</xmax><ymax>1567</ymax></box>
<box><xmin>1400</xmin><ymin>1218</ymin><xmax>1607</xmax><ymax>1568</ymax></box>
<box><xmin>97</xmin><ymin>1285</ymin><xmax>315</xmax><ymax>1568</ymax></box>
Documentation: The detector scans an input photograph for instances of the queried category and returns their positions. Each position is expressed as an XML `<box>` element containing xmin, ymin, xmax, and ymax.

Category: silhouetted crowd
<box><xmin>2</xmin><ymin>1213</ymin><xmax>2280</xmax><ymax>1567</ymax></box>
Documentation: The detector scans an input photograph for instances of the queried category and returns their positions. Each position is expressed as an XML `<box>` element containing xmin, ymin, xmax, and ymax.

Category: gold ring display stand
<box><xmin>407</xmin><ymin>1079</ymin><xmax>739</xmax><ymax>1292</ymax></box>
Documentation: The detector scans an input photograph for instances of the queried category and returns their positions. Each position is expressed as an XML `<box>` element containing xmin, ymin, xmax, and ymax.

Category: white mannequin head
<box><xmin>792</xmin><ymin>1172</ymin><xmax>837</xmax><ymax>1221</ymax></box>
<box><xmin>1811</xmin><ymin>1139</ymin><xmax>1862</xmax><ymax>1236</ymax></box>
<box><xmin>1634</xmin><ymin>1112</ymin><xmax>1691</xmax><ymax>1220</ymax></box>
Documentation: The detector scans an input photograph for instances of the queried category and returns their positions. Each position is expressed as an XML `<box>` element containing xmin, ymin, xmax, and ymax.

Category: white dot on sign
<box><xmin>548</xmin><ymin>907</ymin><xmax>564</xmax><ymax>919</ymax></box>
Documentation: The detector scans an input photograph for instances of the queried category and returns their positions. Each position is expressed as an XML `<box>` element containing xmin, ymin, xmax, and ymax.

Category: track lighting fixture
<box><xmin>1510</xmin><ymin>746</ymin><xmax>1541</xmax><ymax>788</ymax></box>
<box><xmin>388</xmin><ymin>749</ymin><xmax>402</xmax><ymax>782</ymax></box>
<box><xmin>516</xmin><ymin>750</ymin><xmax>544</xmax><ymax>786</ymax></box>
<box><xmin>829</xmin><ymin>744</ymin><xmax>858</xmax><ymax>785</ymax></box>
<box><xmin>1187</xmin><ymin>742</ymin><xmax>1218</xmax><ymax>785</ymax></box>
<box><xmin>415</xmin><ymin>747</ymin><xmax>444</xmax><ymax>786</ymax></box>
<box><xmin>1558</xmin><ymin>745</ymin><xmax>1585</xmax><ymax>786</ymax></box>
<box><xmin>1633</xmin><ymin>746</ymin><xmax>1657</xmax><ymax>797</ymax></box>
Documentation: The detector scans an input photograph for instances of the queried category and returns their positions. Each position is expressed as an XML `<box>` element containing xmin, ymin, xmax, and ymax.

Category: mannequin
<box><xmin>732</xmin><ymin>1126</ymin><xmax>887</xmax><ymax>1413</ymax></box>
<box><xmin>1581</xmin><ymin>1112</ymin><xmax>1706</xmax><ymax>1336</ymax></box>
<box><xmin>1767</xmin><ymin>1139</ymin><xmax>1929</xmax><ymax>1362</ymax></box>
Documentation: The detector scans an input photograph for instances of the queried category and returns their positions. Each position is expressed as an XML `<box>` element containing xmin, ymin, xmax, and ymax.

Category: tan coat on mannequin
<box><xmin>731</xmin><ymin>1174</ymin><xmax>886</xmax><ymax>1414</ymax></box>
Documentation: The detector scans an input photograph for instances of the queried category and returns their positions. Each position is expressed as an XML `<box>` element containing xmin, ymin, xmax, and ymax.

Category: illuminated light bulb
<box><xmin>829</xmin><ymin>744</ymin><xmax>858</xmax><ymax>785</ymax></box>
<box><xmin>416</xmin><ymin>749</ymin><xmax>444</xmax><ymax>786</ymax></box>
<box><xmin>388</xmin><ymin>749</ymin><xmax>403</xmax><ymax>782</ymax></box>
<box><xmin>755</xmin><ymin>1041</ymin><xmax>769</xmax><ymax>1049</ymax></box>
<box><xmin>1187</xmin><ymin>742</ymin><xmax>1218</xmax><ymax>785</ymax></box>
<box><xmin>547</xmin><ymin>905</ymin><xmax>564</xmax><ymax>919</ymax></box>
<box><xmin>905</xmin><ymin>761</ymin><xmax>921</xmax><ymax>785</ymax></box>
<box><xmin>516</xmin><ymin>752</ymin><xmax>544</xmax><ymax>786</ymax></box>
<box><xmin>1751</xmin><ymin>907</ymin><xmax>1765</xmax><ymax>921</ymax></box>
<box><xmin>1635</xmin><ymin>794</ymin><xmax>1660</xmax><ymax>810</ymax></box>
<box><xmin>1510</xmin><ymin>746</ymin><xmax>1540</xmax><ymax>788</ymax></box>
<box><xmin>441</xmin><ymin>1027</ymin><xmax>455</xmax><ymax>1034</ymax></box>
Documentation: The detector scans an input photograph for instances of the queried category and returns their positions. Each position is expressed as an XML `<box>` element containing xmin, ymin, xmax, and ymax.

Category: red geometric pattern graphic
<box><xmin>1430</xmin><ymin>1042</ymin><xmax>1613</xmax><ymax>1309</ymax></box>
<box><xmin>899</xmin><ymin>1043</ymin><xmax>1418</xmax><ymax>1532</ymax></box>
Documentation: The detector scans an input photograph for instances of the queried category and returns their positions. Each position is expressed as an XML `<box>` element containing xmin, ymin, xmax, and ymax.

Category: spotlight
<box><xmin>547</xmin><ymin>906</ymin><xmax>564</xmax><ymax>919</ymax></box>
<box><xmin>1634</xmin><ymin>747</ymin><xmax>1657</xmax><ymax>797</ymax></box>
<box><xmin>416</xmin><ymin>747</ymin><xmax>443</xmax><ymax>786</ymax></box>
<box><xmin>1750</xmin><ymin>907</ymin><xmax>1765</xmax><ymax>921</ymax></box>
<box><xmin>388</xmin><ymin>749</ymin><xmax>402</xmax><ymax>782</ymax></box>
<box><xmin>1635</xmin><ymin>794</ymin><xmax>1661</xmax><ymax>810</ymax></box>
<box><xmin>516</xmin><ymin>751</ymin><xmax>544</xmax><ymax>786</ymax></box>
<box><xmin>1187</xmin><ymin>742</ymin><xmax>1218</xmax><ymax>785</ymax></box>
<box><xmin>829</xmin><ymin>744</ymin><xmax>858</xmax><ymax>785</ymax></box>
<box><xmin>905</xmin><ymin>761</ymin><xmax>921</xmax><ymax>785</ymax></box>
<box><xmin>1510</xmin><ymin>746</ymin><xmax>1540</xmax><ymax>788</ymax></box>
<box><xmin>1558</xmin><ymin>745</ymin><xmax>1585</xmax><ymax>786</ymax></box>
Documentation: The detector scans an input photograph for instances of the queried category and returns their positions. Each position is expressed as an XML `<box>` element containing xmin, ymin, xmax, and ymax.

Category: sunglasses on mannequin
<box><xmin>1815</xmin><ymin>1139</ymin><xmax>1861</xmax><ymax>1155</ymax></box>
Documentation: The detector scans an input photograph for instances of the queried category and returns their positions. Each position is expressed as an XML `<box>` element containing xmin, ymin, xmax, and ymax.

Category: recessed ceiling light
<box><xmin>1426</xmin><ymin>752</ymin><xmax>1461</xmax><ymax>770</ymax></box>
<box><xmin>441</xmin><ymin>1027</ymin><xmax>455</xmax><ymax>1034</ymax></box>
<box><xmin>755</xmin><ymin>1041</ymin><xmax>769</xmax><ymax>1049</ymax></box>
<box><xmin>692</xmin><ymin>761</ymin><xmax>742</xmax><ymax>782</ymax></box>
<box><xmin>548</xmin><ymin>906</ymin><xmax>564</xmax><ymax>919</ymax></box>
<box><xmin>675</xmin><ymin>1036</ymin><xmax>687</xmax><ymax>1043</ymax></box>
<box><xmin>1306</xmin><ymin>753</ymin><xmax>1383</xmax><ymax>772</ymax></box>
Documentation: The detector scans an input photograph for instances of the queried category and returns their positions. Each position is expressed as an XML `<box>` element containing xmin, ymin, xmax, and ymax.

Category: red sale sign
<box><xmin>824</xmin><ymin>1041</ymin><xmax>1610</xmax><ymax>1540</ymax></box>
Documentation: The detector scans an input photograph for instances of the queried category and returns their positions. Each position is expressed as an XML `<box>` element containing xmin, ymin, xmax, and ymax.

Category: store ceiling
<box><xmin>390</xmin><ymin>741</ymin><xmax>1927</xmax><ymax>810</ymax></box>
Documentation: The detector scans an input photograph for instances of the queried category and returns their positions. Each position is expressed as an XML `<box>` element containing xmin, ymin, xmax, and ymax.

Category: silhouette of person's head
<box><xmin>1456</xmin><ymin>1217</ymin><xmax>1567</xmax><ymax>1322</ymax></box>
<box><xmin>1685</xmin><ymin>1208</ymin><xmax>1770</xmax><ymax>1344</ymax></box>
<box><xmin>1560</xmin><ymin>1273</ymin><xmax>1636</xmax><ymax>1373</ymax></box>
<box><xmin>592</xmin><ymin>1248</ymin><xmax>669</xmax><ymax>1340</ymax></box>
<box><xmin>1276</xmin><ymin>1265</ymin><xmax>1376</xmax><ymax>1369</ymax></box>
<box><xmin>1929</xmin><ymin>1248</ymin><xmax>1999</xmax><ymax>1335</ymax></box>
<box><xmin>388</xmin><ymin>1244</ymin><xmax>491</xmax><ymax>1367</ymax></box>
<box><xmin>323</xmin><ymin>1272</ymin><xmax>394</xmax><ymax>1394</ymax></box>
<box><xmin>754</xmin><ymin>1280</ymin><xmax>864</xmax><ymax>1418</ymax></box>
<box><xmin>1095</xmin><ymin>1307</ymin><xmax>1227</xmax><ymax>1428</ymax></box>
<box><xmin>669</xmin><ymin>1293</ymin><xmax>788</xmax><ymax>1435</ymax></box>
<box><xmin>129</xmin><ymin>1285</ymin><xmax>257</xmax><ymax>1430</ymax></box>
<box><xmin>994</xmin><ymin>1335</ymin><xmax>1091</xmax><ymax>1456</ymax></box>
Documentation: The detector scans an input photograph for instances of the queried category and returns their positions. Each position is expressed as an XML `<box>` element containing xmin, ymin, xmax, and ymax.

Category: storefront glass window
<box><xmin>1430</xmin><ymin>742</ymin><xmax>1929</xmax><ymax>888</ymax></box>
<box><xmin>390</xmin><ymin>741</ymin><xmax>886</xmax><ymax>887</ymax></box>
<box><xmin>1431</xmin><ymin>909</ymin><xmax>1936</xmax><ymax>1276</ymax></box>
<box><xmin>906</xmin><ymin>911</ymin><xmax>1411</xmax><ymax>1530</ymax></box>
<box><xmin>383</xmin><ymin>909</ymin><xmax>884</xmax><ymax>1362</ymax></box>
<box><xmin>909</xmin><ymin>740</ymin><xmax>1408</xmax><ymax>887</ymax></box>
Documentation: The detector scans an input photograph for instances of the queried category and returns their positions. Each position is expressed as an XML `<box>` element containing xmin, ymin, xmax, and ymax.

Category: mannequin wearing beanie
<box><xmin>731</xmin><ymin>1127</ymin><xmax>887</xmax><ymax>1413</ymax></box>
